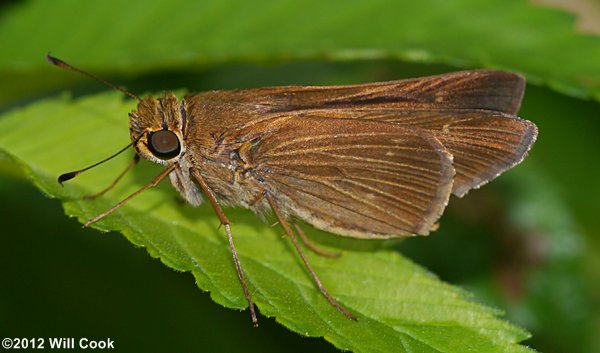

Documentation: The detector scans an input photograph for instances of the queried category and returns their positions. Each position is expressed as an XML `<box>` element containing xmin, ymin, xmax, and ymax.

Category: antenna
<box><xmin>58</xmin><ymin>141</ymin><xmax>135</xmax><ymax>185</ymax></box>
<box><xmin>46</xmin><ymin>53</ymin><xmax>142</xmax><ymax>101</ymax></box>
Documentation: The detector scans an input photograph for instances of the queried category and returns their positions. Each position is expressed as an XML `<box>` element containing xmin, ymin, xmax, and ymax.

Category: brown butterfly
<box><xmin>48</xmin><ymin>54</ymin><xmax>537</xmax><ymax>325</ymax></box>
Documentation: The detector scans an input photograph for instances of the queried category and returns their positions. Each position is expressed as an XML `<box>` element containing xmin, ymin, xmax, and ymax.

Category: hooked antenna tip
<box><xmin>58</xmin><ymin>171</ymin><xmax>79</xmax><ymax>185</ymax></box>
<box><xmin>46</xmin><ymin>52</ymin><xmax>62</xmax><ymax>66</ymax></box>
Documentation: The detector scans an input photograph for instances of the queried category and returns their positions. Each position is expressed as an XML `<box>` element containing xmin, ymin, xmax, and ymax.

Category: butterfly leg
<box><xmin>84</xmin><ymin>163</ymin><xmax>175</xmax><ymax>227</ymax></box>
<box><xmin>84</xmin><ymin>154</ymin><xmax>140</xmax><ymax>200</ymax></box>
<box><xmin>293</xmin><ymin>223</ymin><xmax>341</xmax><ymax>258</ymax></box>
<box><xmin>190</xmin><ymin>168</ymin><xmax>258</xmax><ymax>326</ymax></box>
<box><xmin>264</xmin><ymin>192</ymin><xmax>357</xmax><ymax>321</ymax></box>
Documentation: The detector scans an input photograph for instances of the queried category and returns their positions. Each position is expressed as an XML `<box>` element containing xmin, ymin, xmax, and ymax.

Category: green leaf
<box><xmin>0</xmin><ymin>92</ymin><xmax>535</xmax><ymax>352</ymax></box>
<box><xmin>2</xmin><ymin>0</ymin><xmax>600</xmax><ymax>107</ymax></box>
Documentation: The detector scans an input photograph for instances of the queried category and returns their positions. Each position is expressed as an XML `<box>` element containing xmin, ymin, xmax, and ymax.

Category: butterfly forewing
<box><xmin>223</xmin><ymin>70</ymin><xmax>525</xmax><ymax>115</ymax></box>
<box><xmin>406</xmin><ymin>110</ymin><xmax>537</xmax><ymax>196</ymax></box>
<box><xmin>273</xmin><ymin>108</ymin><xmax>537</xmax><ymax>197</ymax></box>
<box><xmin>248</xmin><ymin>117</ymin><xmax>455</xmax><ymax>238</ymax></box>
<box><xmin>217</xmin><ymin>70</ymin><xmax>534</xmax><ymax>199</ymax></box>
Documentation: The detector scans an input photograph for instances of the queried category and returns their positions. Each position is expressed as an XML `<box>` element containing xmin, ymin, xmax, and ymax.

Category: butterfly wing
<box><xmin>224</xmin><ymin>70</ymin><xmax>525</xmax><ymax>115</ymax></box>
<box><xmin>188</xmin><ymin>70</ymin><xmax>535</xmax><ymax>237</ymax></box>
<box><xmin>247</xmin><ymin>117</ymin><xmax>455</xmax><ymax>238</ymax></box>
<box><xmin>219</xmin><ymin>70</ymin><xmax>534</xmax><ymax>198</ymax></box>
<box><xmin>371</xmin><ymin>109</ymin><xmax>537</xmax><ymax>196</ymax></box>
<box><xmin>265</xmin><ymin>108</ymin><xmax>537</xmax><ymax>197</ymax></box>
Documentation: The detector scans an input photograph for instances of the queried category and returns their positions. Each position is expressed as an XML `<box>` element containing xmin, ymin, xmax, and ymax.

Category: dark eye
<box><xmin>148</xmin><ymin>130</ymin><xmax>181</xmax><ymax>159</ymax></box>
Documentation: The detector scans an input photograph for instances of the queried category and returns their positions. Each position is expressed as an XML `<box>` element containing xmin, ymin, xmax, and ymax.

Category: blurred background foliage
<box><xmin>1</xmin><ymin>0</ymin><xmax>599</xmax><ymax>352</ymax></box>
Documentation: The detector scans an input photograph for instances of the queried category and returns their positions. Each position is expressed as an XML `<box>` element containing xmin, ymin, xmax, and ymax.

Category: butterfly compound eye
<box><xmin>148</xmin><ymin>130</ymin><xmax>181</xmax><ymax>159</ymax></box>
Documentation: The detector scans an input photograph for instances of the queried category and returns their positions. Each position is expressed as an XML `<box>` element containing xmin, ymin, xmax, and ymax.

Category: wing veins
<box><xmin>272</xmin><ymin>174</ymin><xmax>416</xmax><ymax>229</ymax></box>
<box><xmin>266</xmin><ymin>144</ymin><xmax>422</xmax><ymax>158</ymax></box>
<box><xmin>350</xmin><ymin>175</ymin><xmax>434</xmax><ymax>201</ymax></box>
<box><xmin>316</xmin><ymin>151</ymin><xmax>438</xmax><ymax>175</ymax></box>
<box><xmin>343</xmin><ymin>178</ymin><xmax>431</xmax><ymax>210</ymax></box>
